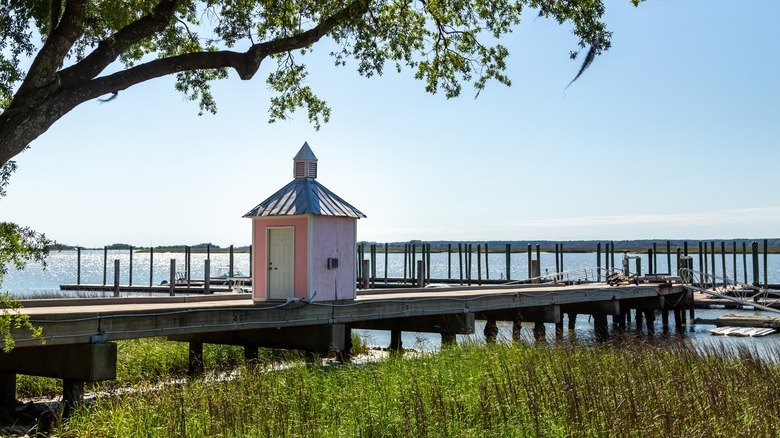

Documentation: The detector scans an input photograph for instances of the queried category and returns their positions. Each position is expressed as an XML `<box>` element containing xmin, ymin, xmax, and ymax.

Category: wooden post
<box><xmin>468</xmin><ymin>244</ymin><xmax>473</xmax><ymax>286</ymax></box>
<box><xmin>648</xmin><ymin>248</ymin><xmax>653</xmax><ymax>276</ymax></box>
<box><xmin>720</xmin><ymin>241</ymin><xmax>727</xmax><ymax>285</ymax></box>
<box><xmin>113</xmin><ymin>259</ymin><xmax>120</xmax><ymax>297</ymax></box>
<box><xmin>389</xmin><ymin>330</ymin><xmax>402</xmax><ymax>353</ymax></box>
<box><xmin>62</xmin><ymin>379</ymin><xmax>85</xmax><ymax>419</ymax></box>
<box><xmin>229</xmin><ymin>244</ymin><xmax>234</xmax><ymax>277</ymax></box>
<box><xmin>204</xmin><ymin>259</ymin><xmax>211</xmax><ymax>295</ymax></box>
<box><xmin>666</xmin><ymin>240</ymin><xmax>671</xmax><ymax>275</ymax></box>
<box><xmin>593</xmin><ymin>314</ymin><xmax>609</xmax><ymax>341</ymax></box>
<box><xmin>403</xmin><ymin>244</ymin><xmax>408</xmax><ymax>284</ymax></box>
<box><xmin>742</xmin><ymin>242</ymin><xmax>748</xmax><ymax>285</ymax></box>
<box><xmin>188</xmin><ymin>342</ymin><xmax>204</xmax><ymax>378</ymax></box>
<box><xmin>647</xmin><ymin>242</ymin><xmax>658</xmax><ymax>274</ymax></box>
<box><xmin>458</xmin><ymin>243</ymin><xmax>464</xmax><ymax>285</ymax></box>
<box><xmin>129</xmin><ymin>246</ymin><xmax>133</xmax><ymax>287</ymax></box>
<box><xmin>0</xmin><ymin>373</ymin><xmax>16</xmax><ymax>410</ymax></box>
<box><xmin>763</xmin><ymin>239</ymin><xmax>769</xmax><ymax>290</ymax></box>
<box><xmin>384</xmin><ymin>243</ymin><xmax>389</xmax><ymax>284</ymax></box>
<box><xmin>554</xmin><ymin>243</ymin><xmax>560</xmax><ymax>279</ymax></box>
<box><xmin>536</xmin><ymin>244</ymin><xmax>541</xmax><ymax>275</ymax></box>
<box><xmin>149</xmin><ymin>247</ymin><xmax>154</xmax><ymax>287</ymax></box>
<box><xmin>426</xmin><ymin>243</ymin><xmax>431</xmax><ymax>284</ymax></box>
<box><xmin>505</xmin><ymin>243</ymin><xmax>511</xmax><ymax>281</ymax></box>
<box><xmin>169</xmin><ymin>259</ymin><xmax>176</xmax><ymax>296</ymax></box>
<box><xmin>559</xmin><ymin>243</ymin><xmax>564</xmax><ymax>280</ymax></box>
<box><xmin>447</xmin><ymin>243</ymin><xmax>452</xmax><ymax>279</ymax></box>
<box><xmin>703</xmin><ymin>242</ymin><xmax>709</xmax><ymax>287</ymax></box>
<box><xmin>484</xmin><ymin>319</ymin><xmax>498</xmax><ymax>343</ymax></box>
<box><xmin>484</xmin><ymin>243</ymin><xmax>490</xmax><ymax>281</ymax></box>
<box><xmin>732</xmin><ymin>241</ymin><xmax>737</xmax><ymax>286</ymax></box>
<box><xmin>676</xmin><ymin>248</ymin><xmax>682</xmax><ymax>277</ymax></box>
<box><xmin>103</xmin><ymin>246</ymin><xmax>108</xmax><ymax>285</ymax></box>
<box><xmin>411</xmin><ymin>244</ymin><xmax>416</xmax><ymax>283</ymax></box>
<box><xmin>476</xmin><ymin>244</ymin><xmax>482</xmax><ymax>285</ymax></box>
<box><xmin>533</xmin><ymin>322</ymin><xmax>545</xmax><ymax>342</ymax></box>
<box><xmin>697</xmin><ymin>242</ymin><xmax>704</xmax><ymax>289</ymax></box>
<box><xmin>643</xmin><ymin>309</ymin><xmax>655</xmax><ymax>334</ymax></box>
<box><xmin>610</xmin><ymin>241</ymin><xmax>615</xmax><ymax>273</ymax></box>
<box><xmin>596</xmin><ymin>242</ymin><xmax>602</xmax><ymax>281</ymax></box>
<box><xmin>683</xmin><ymin>241</ymin><xmax>689</xmax><ymax>257</ymax></box>
<box><xmin>752</xmin><ymin>241</ymin><xmax>759</xmax><ymax>286</ymax></box>
<box><xmin>527</xmin><ymin>243</ymin><xmax>532</xmax><ymax>279</ymax></box>
<box><xmin>76</xmin><ymin>247</ymin><xmax>81</xmax><ymax>285</ymax></box>
<box><xmin>635</xmin><ymin>308</ymin><xmax>644</xmax><ymax>332</ymax></box>
<box><xmin>710</xmin><ymin>241</ymin><xmax>716</xmax><ymax>288</ymax></box>
<box><xmin>186</xmin><ymin>246</ymin><xmax>191</xmax><ymax>287</ymax></box>
<box><xmin>363</xmin><ymin>260</ymin><xmax>370</xmax><ymax>289</ymax></box>
<box><xmin>207</xmin><ymin>244</ymin><xmax>211</xmax><ymax>260</ymax></box>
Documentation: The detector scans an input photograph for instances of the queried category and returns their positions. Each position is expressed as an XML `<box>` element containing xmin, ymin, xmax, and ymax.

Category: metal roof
<box><xmin>293</xmin><ymin>142</ymin><xmax>318</xmax><ymax>161</ymax></box>
<box><xmin>243</xmin><ymin>179</ymin><xmax>366</xmax><ymax>219</ymax></box>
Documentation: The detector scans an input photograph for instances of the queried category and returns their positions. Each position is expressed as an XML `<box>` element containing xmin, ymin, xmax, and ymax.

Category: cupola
<box><xmin>293</xmin><ymin>142</ymin><xmax>318</xmax><ymax>179</ymax></box>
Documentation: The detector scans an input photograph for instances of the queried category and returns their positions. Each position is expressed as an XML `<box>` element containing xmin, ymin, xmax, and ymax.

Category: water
<box><xmin>2</xmin><ymin>249</ymin><xmax>779</xmax><ymax>356</ymax></box>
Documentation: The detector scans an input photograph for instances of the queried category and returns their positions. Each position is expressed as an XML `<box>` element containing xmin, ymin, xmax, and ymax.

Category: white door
<box><xmin>268</xmin><ymin>227</ymin><xmax>294</xmax><ymax>299</ymax></box>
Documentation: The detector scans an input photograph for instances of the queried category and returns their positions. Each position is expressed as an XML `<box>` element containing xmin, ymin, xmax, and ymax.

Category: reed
<box><xmin>52</xmin><ymin>340</ymin><xmax>780</xmax><ymax>437</ymax></box>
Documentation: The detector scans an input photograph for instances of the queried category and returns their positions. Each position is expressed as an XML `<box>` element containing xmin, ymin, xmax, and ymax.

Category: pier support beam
<box><xmin>0</xmin><ymin>373</ymin><xmax>15</xmax><ymax>409</ymax></box>
<box><xmin>62</xmin><ymin>379</ymin><xmax>85</xmax><ymax>418</ymax></box>
<box><xmin>533</xmin><ymin>322</ymin><xmax>546</xmax><ymax>342</ymax></box>
<box><xmin>643</xmin><ymin>309</ymin><xmax>656</xmax><ymax>334</ymax></box>
<box><xmin>567</xmin><ymin>313</ymin><xmax>577</xmax><ymax>330</ymax></box>
<box><xmin>483</xmin><ymin>319</ymin><xmax>498</xmax><ymax>343</ymax></box>
<box><xmin>441</xmin><ymin>332</ymin><xmax>457</xmax><ymax>346</ymax></box>
<box><xmin>512</xmin><ymin>320</ymin><xmax>523</xmax><ymax>342</ymax></box>
<box><xmin>170</xmin><ymin>324</ymin><xmax>348</xmax><ymax>354</ymax></box>
<box><xmin>188</xmin><ymin>342</ymin><xmax>204</xmax><ymax>378</ymax></box>
<box><xmin>593</xmin><ymin>314</ymin><xmax>609</xmax><ymax>341</ymax></box>
<box><xmin>244</xmin><ymin>345</ymin><xmax>259</xmax><ymax>361</ymax></box>
<box><xmin>389</xmin><ymin>330</ymin><xmax>403</xmax><ymax>353</ymax></box>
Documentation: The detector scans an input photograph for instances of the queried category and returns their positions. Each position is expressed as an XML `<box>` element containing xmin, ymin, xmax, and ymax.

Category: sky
<box><xmin>2</xmin><ymin>1</ymin><xmax>779</xmax><ymax>248</ymax></box>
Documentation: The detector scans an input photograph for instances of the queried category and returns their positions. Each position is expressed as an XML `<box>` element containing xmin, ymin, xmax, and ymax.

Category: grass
<box><xmin>51</xmin><ymin>340</ymin><xmax>780</xmax><ymax>437</ymax></box>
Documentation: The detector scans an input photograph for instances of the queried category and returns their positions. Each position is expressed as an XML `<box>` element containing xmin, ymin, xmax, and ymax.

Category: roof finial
<box><xmin>293</xmin><ymin>141</ymin><xmax>318</xmax><ymax>179</ymax></box>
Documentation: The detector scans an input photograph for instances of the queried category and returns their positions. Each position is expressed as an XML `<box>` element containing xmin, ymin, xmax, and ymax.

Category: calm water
<box><xmin>2</xmin><ymin>249</ymin><xmax>779</xmax><ymax>354</ymax></box>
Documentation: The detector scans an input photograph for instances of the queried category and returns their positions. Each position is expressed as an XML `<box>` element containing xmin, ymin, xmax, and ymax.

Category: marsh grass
<box><xmin>53</xmin><ymin>340</ymin><xmax>780</xmax><ymax>437</ymax></box>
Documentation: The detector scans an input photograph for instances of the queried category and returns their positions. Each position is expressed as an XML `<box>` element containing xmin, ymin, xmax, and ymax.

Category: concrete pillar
<box><xmin>188</xmin><ymin>342</ymin><xmax>204</xmax><ymax>378</ymax></box>
<box><xmin>339</xmin><ymin>327</ymin><xmax>353</xmax><ymax>363</ymax></box>
<box><xmin>483</xmin><ymin>319</ymin><xmax>498</xmax><ymax>343</ymax></box>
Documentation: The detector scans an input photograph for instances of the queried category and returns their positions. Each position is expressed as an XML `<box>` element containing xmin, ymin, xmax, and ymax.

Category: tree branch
<box><xmin>16</xmin><ymin>0</ymin><xmax>86</xmax><ymax>97</ymax></box>
<box><xmin>76</xmin><ymin>0</ymin><xmax>370</xmax><ymax>99</ymax></box>
<box><xmin>59</xmin><ymin>0</ymin><xmax>183</xmax><ymax>86</ymax></box>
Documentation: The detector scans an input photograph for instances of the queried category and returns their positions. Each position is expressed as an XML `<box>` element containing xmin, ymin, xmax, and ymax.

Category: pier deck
<box><xmin>1</xmin><ymin>281</ymin><xmax>689</xmax><ymax>412</ymax></box>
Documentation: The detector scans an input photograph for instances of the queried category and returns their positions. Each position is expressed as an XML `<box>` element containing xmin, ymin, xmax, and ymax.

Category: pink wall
<box><xmin>310</xmin><ymin>216</ymin><xmax>356</xmax><ymax>301</ymax></box>
<box><xmin>251</xmin><ymin>216</ymin><xmax>309</xmax><ymax>301</ymax></box>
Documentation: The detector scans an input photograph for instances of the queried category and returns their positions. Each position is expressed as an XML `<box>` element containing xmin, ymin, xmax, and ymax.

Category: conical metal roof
<box><xmin>293</xmin><ymin>142</ymin><xmax>318</xmax><ymax>161</ymax></box>
<box><xmin>243</xmin><ymin>179</ymin><xmax>366</xmax><ymax>219</ymax></box>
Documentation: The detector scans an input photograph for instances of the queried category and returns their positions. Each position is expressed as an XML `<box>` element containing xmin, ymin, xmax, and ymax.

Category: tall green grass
<box><xmin>54</xmin><ymin>341</ymin><xmax>780</xmax><ymax>437</ymax></box>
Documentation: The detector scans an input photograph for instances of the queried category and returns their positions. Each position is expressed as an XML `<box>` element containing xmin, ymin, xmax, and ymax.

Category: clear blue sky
<box><xmin>2</xmin><ymin>1</ymin><xmax>779</xmax><ymax>247</ymax></box>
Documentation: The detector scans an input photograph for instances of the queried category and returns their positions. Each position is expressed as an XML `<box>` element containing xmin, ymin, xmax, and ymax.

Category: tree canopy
<box><xmin>0</xmin><ymin>0</ymin><xmax>637</xmax><ymax>168</ymax></box>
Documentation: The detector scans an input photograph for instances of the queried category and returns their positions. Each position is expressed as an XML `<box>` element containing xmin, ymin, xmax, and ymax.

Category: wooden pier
<box><xmin>1</xmin><ymin>280</ymin><xmax>689</xmax><ymax>414</ymax></box>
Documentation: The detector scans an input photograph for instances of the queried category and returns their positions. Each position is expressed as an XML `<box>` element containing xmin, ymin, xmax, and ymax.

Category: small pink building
<box><xmin>243</xmin><ymin>143</ymin><xmax>366</xmax><ymax>302</ymax></box>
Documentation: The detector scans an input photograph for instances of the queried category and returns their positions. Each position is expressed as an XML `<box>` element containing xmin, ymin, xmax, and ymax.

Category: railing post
<box><xmin>169</xmin><ymin>259</ymin><xmax>176</xmax><ymax>296</ymax></box>
<box><xmin>204</xmin><ymin>259</ymin><xmax>211</xmax><ymax>295</ymax></box>
<box><xmin>113</xmin><ymin>259</ymin><xmax>120</xmax><ymax>297</ymax></box>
